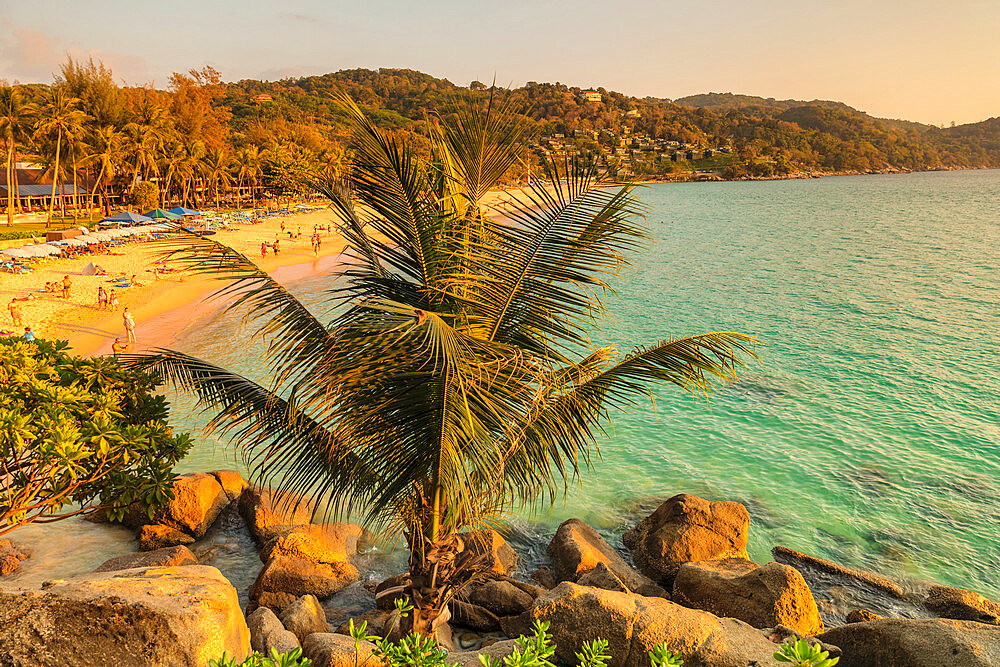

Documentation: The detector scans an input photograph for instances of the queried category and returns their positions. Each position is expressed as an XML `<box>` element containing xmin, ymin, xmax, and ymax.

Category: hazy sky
<box><xmin>1</xmin><ymin>0</ymin><xmax>998</xmax><ymax>126</ymax></box>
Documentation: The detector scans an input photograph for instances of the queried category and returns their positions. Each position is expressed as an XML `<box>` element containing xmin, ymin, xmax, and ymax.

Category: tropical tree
<box><xmin>0</xmin><ymin>86</ymin><xmax>37</xmax><ymax>226</ymax></box>
<box><xmin>201</xmin><ymin>147</ymin><xmax>232</xmax><ymax>208</ymax></box>
<box><xmin>34</xmin><ymin>88</ymin><xmax>87</xmax><ymax>225</ymax></box>
<box><xmin>233</xmin><ymin>145</ymin><xmax>262</xmax><ymax>208</ymax></box>
<box><xmin>84</xmin><ymin>124</ymin><xmax>124</xmax><ymax>218</ymax></box>
<box><xmin>127</xmin><ymin>91</ymin><xmax>756</xmax><ymax>643</ymax></box>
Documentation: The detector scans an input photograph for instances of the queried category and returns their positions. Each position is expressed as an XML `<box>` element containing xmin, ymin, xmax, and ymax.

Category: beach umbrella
<box><xmin>168</xmin><ymin>206</ymin><xmax>201</xmax><ymax>216</ymax></box>
<box><xmin>17</xmin><ymin>245</ymin><xmax>49</xmax><ymax>258</ymax></box>
<box><xmin>63</xmin><ymin>238</ymin><xmax>90</xmax><ymax>246</ymax></box>
<box><xmin>1</xmin><ymin>248</ymin><xmax>32</xmax><ymax>258</ymax></box>
<box><xmin>143</xmin><ymin>208</ymin><xmax>182</xmax><ymax>220</ymax></box>
<box><xmin>26</xmin><ymin>244</ymin><xmax>61</xmax><ymax>256</ymax></box>
<box><xmin>101</xmin><ymin>211</ymin><xmax>153</xmax><ymax>224</ymax></box>
<box><xmin>91</xmin><ymin>233</ymin><xmax>112</xmax><ymax>242</ymax></box>
<box><xmin>76</xmin><ymin>235</ymin><xmax>101</xmax><ymax>244</ymax></box>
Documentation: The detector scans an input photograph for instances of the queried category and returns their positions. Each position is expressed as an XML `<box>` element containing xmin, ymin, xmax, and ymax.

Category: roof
<box><xmin>0</xmin><ymin>184</ymin><xmax>88</xmax><ymax>196</ymax></box>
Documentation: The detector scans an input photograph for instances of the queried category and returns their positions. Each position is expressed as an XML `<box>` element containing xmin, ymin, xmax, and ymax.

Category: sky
<box><xmin>1</xmin><ymin>0</ymin><xmax>998</xmax><ymax>126</ymax></box>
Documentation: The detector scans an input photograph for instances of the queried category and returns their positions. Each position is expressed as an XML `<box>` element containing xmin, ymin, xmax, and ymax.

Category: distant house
<box><xmin>581</xmin><ymin>90</ymin><xmax>602</xmax><ymax>103</ymax></box>
<box><xmin>625</xmin><ymin>108</ymin><xmax>640</xmax><ymax>118</ymax></box>
<box><xmin>254</xmin><ymin>94</ymin><xmax>273</xmax><ymax>102</ymax></box>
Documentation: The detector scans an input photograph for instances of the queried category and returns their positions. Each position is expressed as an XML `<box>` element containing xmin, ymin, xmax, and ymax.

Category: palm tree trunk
<box><xmin>47</xmin><ymin>130</ymin><xmax>62</xmax><ymax>227</ymax></box>
<box><xmin>72</xmin><ymin>157</ymin><xmax>79</xmax><ymax>221</ymax></box>
<box><xmin>91</xmin><ymin>161</ymin><xmax>106</xmax><ymax>221</ymax></box>
<box><xmin>5</xmin><ymin>140</ymin><xmax>13</xmax><ymax>227</ymax></box>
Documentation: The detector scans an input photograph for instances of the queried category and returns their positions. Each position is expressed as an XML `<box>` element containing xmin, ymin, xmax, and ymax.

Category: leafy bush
<box><xmin>0</xmin><ymin>230</ymin><xmax>37</xmax><ymax>241</ymax></box>
<box><xmin>128</xmin><ymin>181</ymin><xmax>159</xmax><ymax>210</ymax></box>
<box><xmin>648</xmin><ymin>644</ymin><xmax>684</xmax><ymax>667</ymax></box>
<box><xmin>210</xmin><ymin>647</ymin><xmax>311</xmax><ymax>667</ymax></box>
<box><xmin>774</xmin><ymin>638</ymin><xmax>839</xmax><ymax>667</ymax></box>
<box><xmin>0</xmin><ymin>338</ymin><xmax>192</xmax><ymax>535</ymax></box>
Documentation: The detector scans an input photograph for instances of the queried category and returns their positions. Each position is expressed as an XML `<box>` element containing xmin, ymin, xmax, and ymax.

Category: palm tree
<box><xmin>35</xmin><ymin>88</ymin><xmax>86</xmax><ymax>225</ymax></box>
<box><xmin>233</xmin><ymin>146</ymin><xmax>262</xmax><ymax>208</ymax></box>
<box><xmin>128</xmin><ymin>91</ymin><xmax>756</xmax><ymax>643</ymax></box>
<box><xmin>84</xmin><ymin>125</ymin><xmax>123</xmax><ymax>219</ymax></box>
<box><xmin>201</xmin><ymin>147</ymin><xmax>232</xmax><ymax>209</ymax></box>
<box><xmin>0</xmin><ymin>86</ymin><xmax>37</xmax><ymax>226</ymax></box>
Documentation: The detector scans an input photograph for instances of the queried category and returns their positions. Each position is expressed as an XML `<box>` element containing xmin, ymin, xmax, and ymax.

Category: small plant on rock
<box><xmin>479</xmin><ymin>620</ymin><xmax>556</xmax><ymax>667</ymax></box>
<box><xmin>648</xmin><ymin>643</ymin><xmax>684</xmax><ymax>667</ymax></box>
<box><xmin>774</xmin><ymin>638</ymin><xmax>839</xmax><ymax>667</ymax></box>
<box><xmin>209</xmin><ymin>647</ymin><xmax>312</xmax><ymax>667</ymax></box>
<box><xmin>575</xmin><ymin>638</ymin><xmax>611</xmax><ymax>667</ymax></box>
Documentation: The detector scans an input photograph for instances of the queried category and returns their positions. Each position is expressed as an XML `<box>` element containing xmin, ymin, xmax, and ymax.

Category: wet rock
<box><xmin>211</xmin><ymin>469</ymin><xmax>248</xmax><ymax>501</ymax></box>
<box><xmin>374</xmin><ymin>573</ymin><xmax>410</xmax><ymax>610</ymax></box>
<box><xmin>846</xmin><ymin>609</ymin><xmax>883</xmax><ymax>623</ymax></box>
<box><xmin>0</xmin><ymin>565</ymin><xmax>250</xmax><ymax>665</ymax></box>
<box><xmin>924</xmin><ymin>584</ymin><xmax>1000</xmax><ymax>625</ymax></box>
<box><xmin>448</xmin><ymin>639</ymin><xmax>520</xmax><ymax>666</ymax></box>
<box><xmin>0</xmin><ymin>539</ymin><xmax>29</xmax><ymax>576</ymax></box>
<box><xmin>772</xmin><ymin>545</ymin><xmax>907</xmax><ymax>599</ymax></box>
<box><xmin>525</xmin><ymin>582</ymin><xmax>781</xmax><ymax>666</ymax></box>
<box><xmin>281</xmin><ymin>594</ymin><xmax>329</xmax><ymax>641</ymax></box>
<box><xmin>266</xmin><ymin>629</ymin><xmax>301</xmax><ymax>654</ymax></box>
<box><xmin>302</xmin><ymin>632</ymin><xmax>379</xmax><ymax>667</ymax></box>
<box><xmin>250</xmin><ymin>556</ymin><xmax>359</xmax><ymax>611</ymax></box>
<box><xmin>94</xmin><ymin>545</ymin><xmax>198</xmax><ymax>572</ymax></box>
<box><xmin>261</xmin><ymin>523</ymin><xmax>363</xmax><ymax>564</ymax></box>
<box><xmin>530</xmin><ymin>566</ymin><xmax>557</xmax><ymax>589</ymax></box>
<box><xmin>817</xmin><ymin>617</ymin><xmax>1000</xmax><ymax>666</ymax></box>
<box><xmin>547</xmin><ymin>519</ymin><xmax>666</xmax><ymax>597</ymax></box>
<box><xmin>762</xmin><ymin>625</ymin><xmax>841</xmax><ymax>659</ymax></box>
<box><xmin>463</xmin><ymin>578</ymin><xmax>535</xmax><ymax>617</ymax></box>
<box><xmin>239</xmin><ymin>486</ymin><xmax>315</xmax><ymax>543</ymax></box>
<box><xmin>449</xmin><ymin>598</ymin><xmax>501</xmax><ymax>631</ymax></box>
<box><xmin>459</xmin><ymin>529</ymin><xmax>518</xmax><ymax>576</ymax></box>
<box><xmin>622</xmin><ymin>493</ymin><xmax>750</xmax><ymax>586</ymax></box>
<box><xmin>672</xmin><ymin>558</ymin><xmax>823</xmax><ymax>636</ymax></box>
<box><xmin>138</xmin><ymin>524</ymin><xmax>195</xmax><ymax>551</ymax></box>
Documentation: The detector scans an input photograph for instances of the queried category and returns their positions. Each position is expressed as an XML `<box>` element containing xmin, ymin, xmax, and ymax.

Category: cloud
<box><xmin>0</xmin><ymin>21</ymin><xmax>152</xmax><ymax>85</ymax></box>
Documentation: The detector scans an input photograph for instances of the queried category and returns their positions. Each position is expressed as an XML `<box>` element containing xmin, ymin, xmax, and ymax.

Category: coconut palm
<box><xmin>201</xmin><ymin>147</ymin><xmax>232</xmax><ymax>209</ymax></box>
<box><xmin>127</xmin><ymin>91</ymin><xmax>756</xmax><ymax>643</ymax></box>
<box><xmin>0</xmin><ymin>86</ymin><xmax>38</xmax><ymax>226</ymax></box>
<box><xmin>35</xmin><ymin>88</ymin><xmax>87</xmax><ymax>225</ymax></box>
<box><xmin>84</xmin><ymin>124</ymin><xmax>124</xmax><ymax>218</ymax></box>
<box><xmin>233</xmin><ymin>145</ymin><xmax>262</xmax><ymax>208</ymax></box>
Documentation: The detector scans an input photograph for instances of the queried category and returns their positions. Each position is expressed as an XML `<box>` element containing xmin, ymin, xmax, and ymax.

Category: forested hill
<box><xmin>220</xmin><ymin>68</ymin><xmax>999</xmax><ymax>178</ymax></box>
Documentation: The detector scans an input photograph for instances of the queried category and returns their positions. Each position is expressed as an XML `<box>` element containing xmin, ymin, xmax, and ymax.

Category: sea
<box><xmin>8</xmin><ymin>169</ymin><xmax>1000</xmax><ymax>614</ymax></box>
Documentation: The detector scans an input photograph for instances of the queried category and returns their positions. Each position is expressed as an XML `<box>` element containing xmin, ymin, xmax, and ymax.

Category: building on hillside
<box><xmin>581</xmin><ymin>90</ymin><xmax>602</xmax><ymax>103</ymax></box>
<box><xmin>625</xmin><ymin>108</ymin><xmax>640</xmax><ymax>118</ymax></box>
<box><xmin>254</xmin><ymin>94</ymin><xmax>273</xmax><ymax>102</ymax></box>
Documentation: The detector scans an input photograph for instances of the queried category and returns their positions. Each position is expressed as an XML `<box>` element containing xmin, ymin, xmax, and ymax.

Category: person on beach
<box><xmin>23</xmin><ymin>327</ymin><xmax>34</xmax><ymax>341</ymax></box>
<box><xmin>61</xmin><ymin>275</ymin><xmax>71</xmax><ymax>299</ymax></box>
<box><xmin>97</xmin><ymin>286</ymin><xmax>108</xmax><ymax>310</ymax></box>
<box><xmin>123</xmin><ymin>307</ymin><xmax>136</xmax><ymax>344</ymax></box>
<box><xmin>261</xmin><ymin>242</ymin><xmax>268</xmax><ymax>258</ymax></box>
<box><xmin>111</xmin><ymin>337</ymin><xmax>127</xmax><ymax>355</ymax></box>
<box><xmin>272</xmin><ymin>240</ymin><xmax>280</xmax><ymax>256</ymax></box>
<box><xmin>8</xmin><ymin>298</ymin><xmax>24</xmax><ymax>326</ymax></box>
<box><xmin>109</xmin><ymin>289</ymin><xmax>119</xmax><ymax>311</ymax></box>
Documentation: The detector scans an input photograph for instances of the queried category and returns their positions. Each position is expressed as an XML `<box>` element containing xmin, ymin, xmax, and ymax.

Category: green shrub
<box><xmin>774</xmin><ymin>638</ymin><xmax>839</xmax><ymax>667</ymax></box>
<box><xmin>0</xmin><ymin>338</ymin><xmax>192</xmax><ymax>535</ymax></box>
<box><xmin>0</xmin><ymin>230</ymin><xmax>37</xmax><ymax>241</ymax></box>
<box><xmin>648</xmin><ymin>644</ymin><xmax>684</xmax><ymax>667</ymax></box>
<box><xmin>128</xmin><ymin>181</ymin><xmax>159</xmax><ymax>210</ymax></box>
<box><xmin>209</xmin><ymin>647</ymin><xmax>311</xmax><ymax>667</ymax></box>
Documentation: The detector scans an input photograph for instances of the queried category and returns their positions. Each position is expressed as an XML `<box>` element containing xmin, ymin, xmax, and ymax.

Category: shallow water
<box><xmin>8</xmin><ymin>170</ymin><xmax>1000</xmax><ymax>608</ymax></box>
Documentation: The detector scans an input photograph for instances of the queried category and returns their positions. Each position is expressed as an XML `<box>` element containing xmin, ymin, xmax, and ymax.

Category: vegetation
<box><xmin>127</xmin><ymin>88</ymin><xmax>755</xmax><ymax>642</ymax></box>
<box><xmin>209</xmin><ymin>647</ymin><xmax>311</xmax><ymax>667</ymax></box>
<box><xmin>774</xmin><ymin>638</ymin><xmax>839</xmax><ymax>667</ymax></box>
<box><xmin>0</xmin><ymin>338</ymin><xmax>192</xmax><ymax>536</ymax></box>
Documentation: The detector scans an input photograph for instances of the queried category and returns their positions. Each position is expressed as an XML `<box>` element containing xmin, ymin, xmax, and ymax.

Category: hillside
<box><xmin>219</xmin><ymin>68</ymin><xmax>1000</xmax><ymax>179</ymax></box>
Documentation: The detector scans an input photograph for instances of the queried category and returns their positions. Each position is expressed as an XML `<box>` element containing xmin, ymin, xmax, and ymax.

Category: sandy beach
<box><xmin>1</xmin><ymin>210</ymin><xmax>345</xmax><ymax>357</ymax></box>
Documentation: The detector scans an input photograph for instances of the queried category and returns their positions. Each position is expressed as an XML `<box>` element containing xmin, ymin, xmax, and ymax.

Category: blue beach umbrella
<box><xmin>100</xmin><ymin>211</ymin><xmax>153</xmax><ymax>224</ymax></box>
<box><xmin>143</xmin><ymin>208</ymin><xmax>182</xmax><ymax>220</ymax></box>
<box><xmin>168</xmin><ymin>206</ymin><xmax>201</xmax><ymax>216</ymax></box>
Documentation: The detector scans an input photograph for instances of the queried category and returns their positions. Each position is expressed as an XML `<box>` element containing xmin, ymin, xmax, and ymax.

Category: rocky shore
<box><xmin>2</xmin><ymin>471</ymin><xmax>998</xmax><ymax>666</ymax></box>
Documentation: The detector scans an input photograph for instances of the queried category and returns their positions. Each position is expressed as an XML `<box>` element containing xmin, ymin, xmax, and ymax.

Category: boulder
<box><xmin>94</xmin><ymin>545</ymin><xmax>198</xmax><ymax>573</ymax></box>
<box><xmin>817</xmin><ymin>617</ymin><xmax>1000</xmax><ymax>666</ymax></box>
<box><xmin>240</xmin><ymin>486</ymin><xmax>315</xmax><ymax>542</ymax></box>
<box><xmin>449</xmin><ymin>598</ymin><xmax>501</xmax><ymax>631</ymax></box>
<box><xmin>547</xmin><ymin>519</ymin><xmax>666</xmax><ymax>597</ymax></box>
<box><xmin>211</xmin><ymin>469</ymin><xmax>248</xmax><ymax>501</ymax></box>
<box><xmin>459</xmin><ymin>529</ymin><xmax>518</xmax><ymax>575</ymax></box>
<box><xmin>138</xmin><ymin>524</ymin><xmax>196</xmax><ymax>551</ymax></box>
<box><xmin>302</xmin><ymin>632</ymin><xmax>380</xmax><ymax>667</ymax></box>
<box><xmin>845</xmin><ymin>609</ymin><xmax>883</xmax><ymax>623</ymax></box>
<box><xmin>261</xmin><ymin>523</ymin><xmax>363</xmax><ymax>564</ymax></box>
<box><xmin>0</xmin><ymin>565</ymin><xmax>250</xmax><ymax>666</ymax></box>
<box><xmin>525</xmin><ymin>582</ymin><xmax>781</xmax><ymax>666</ymax></box>
<box><xmin>578</xmin><ymin>562</ymin><xmax>638</xmax><ymax>594</ymax></box>
<box><xmin>925</xmin><ymin>584</ymin><xmax>1000</xmax><ymax>625</ymax></box>
<box><xmin>0</xmin><ymin>538</ymin><xmax>29</xmax><ymax>575</ymax></box>
<box><xmin>464</xmin><ymin>578</ymin><xmax>535</xmax><ymax>617</ymax></box>
<box><xmin>265</xmin><ymin>629</ymin><xmax>301</xmax><ymax>654</ymax></box>
<box><xmin>335</xmin><ymin>608</ymin><xmax>394</xmax><ymax>637</ymax></box>
<box><xmin>280</xmin><ymin>594</ymin><xmax>329</xmax><ymax>641</ymax></box>
<box><xmin>530</xmin><ymin>566</ymin><xmax>557</xmax><ymax>589</ymax></box>
<box><xmin>248</xmin><ymin>606</ymin><xmax>286</xmax><ymax>653</ymax></box>
<box><xmin>374</xmin><ymin>573</ymin><xmax>410</xmax><ymax>610</ymax></box>
<box><xmin>127</xmin><ymin>472</ymin><xmax>232</xmax><ymax>538</ymax></box>
<box><xmin>673</xmin><ymin>558</ymin><xmax>823</xmax><ymax>636</ymax></box>
<box><xmin>250</xmin><ymin>556</ymin><xmax>359</xmax><ymax>611</ymax></box>
<box><xmin>448</xmin><ymin>639</ymin><xmax>520</xmax><ymax>666</ymax></box>
<box><xmin>623</xmin><ymin>494</ymin><xmax>750</xmax><ymax>586</ymax></box>
<box><xmin>772</xmin><ymin>545</ymin><xmax>907</xmax><ymax>600</ymax></box>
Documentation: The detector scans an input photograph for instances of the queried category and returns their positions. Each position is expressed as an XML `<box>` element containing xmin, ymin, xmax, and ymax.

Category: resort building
<box><xmin>581</xmin><ymin>90</ymin><xmax>602</xmax><ymax>103</ymax></box>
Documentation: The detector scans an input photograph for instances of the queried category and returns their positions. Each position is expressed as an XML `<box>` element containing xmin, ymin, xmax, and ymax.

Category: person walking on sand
<box><xmin>8</xmin><ymin>298</ymin><xmax>24</xmax><ymax>326</ymax></box>
<box><xmin>108</xmin><ymin>289</ymin><xmax>119</xmax><ymax>311</ymax></box>
<box><xmin>260</xmin><ymin>242</ymin><xmax>267</xmax><ymax>258</ymax></box>
<box><xmin>61</xmin><ymin>275</ymin><xmax>72</xmax><ymax>300</ymax></box>
<box><xmin>123</xmin><ymin>307</ymin><xmax>136</xmax><ymax>344</ymax></box>
<box><xmin>272</xmin><ymin>240</ymin><xmax>280</xmax><ymax>256</ymax></box>
<box><xmin>97</xmin><ymin>286</ymin><xmax>108</xmax><ymax>310</ymax></box>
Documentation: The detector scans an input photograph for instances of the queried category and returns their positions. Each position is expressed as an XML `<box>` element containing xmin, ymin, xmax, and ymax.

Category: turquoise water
<box><xmin>168</xmin><ymin>170</ymin><xmax>1000</xmax><ymax>599</ymax></box>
